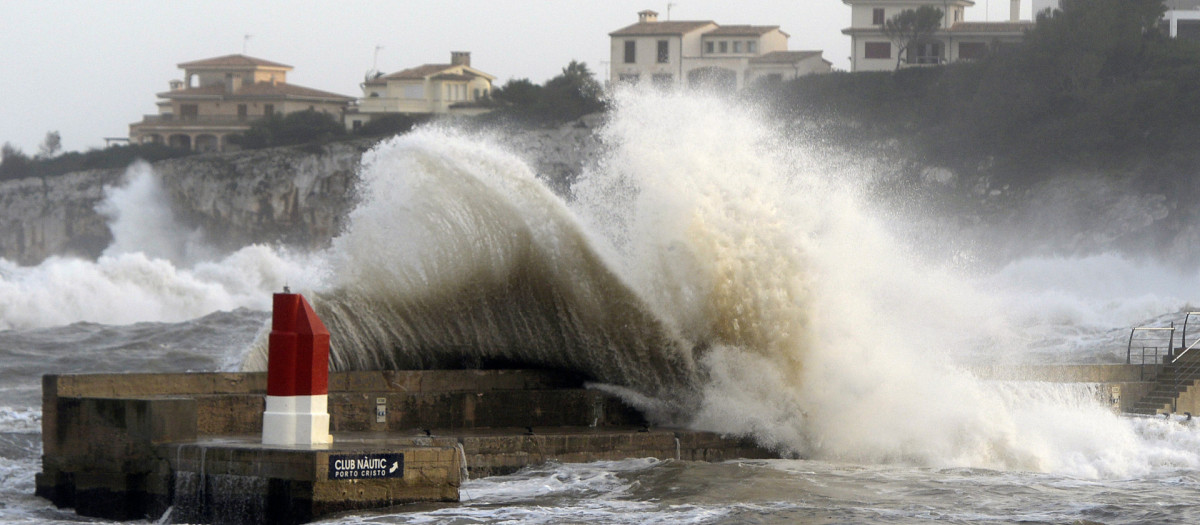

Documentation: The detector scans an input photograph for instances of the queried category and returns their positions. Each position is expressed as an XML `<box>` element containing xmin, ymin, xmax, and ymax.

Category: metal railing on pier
<box><xmin>1127</xmin><ymin>325</ymin><xmax>1174</xmax><ymax>381</ymax></box>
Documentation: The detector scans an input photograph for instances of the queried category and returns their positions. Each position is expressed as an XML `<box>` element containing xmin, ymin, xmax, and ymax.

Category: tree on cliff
<box><xmin>0</xmin><ymin>143</ymin><xmax>30</xmax><ymax>180</ymax></box>
<box><xmin>882</xmin><ymin>6</ymin><xmax>944</xmax><ymax>70</ymax></box>
<box><xmin>491</xmin><ymin>78</ymin><xmax>542</xmax><ymax>109</ymax></box>
<box><xmin>37</xmin><ymin>131</ymin><xmax>62</xmax><ymax>160</ymax></box>
<box><xmin>485</xmin><ymin>61</ymin><xmax>605</xmax><ymax>125</ymax></box>
<box><xmin>539</xmin><ymin>61</ymin><xmax>605</xmax><ymax>120</ymax></box>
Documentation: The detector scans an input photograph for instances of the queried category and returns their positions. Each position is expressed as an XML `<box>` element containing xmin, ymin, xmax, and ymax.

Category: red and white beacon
<box><xmin>262</xmin><ymin>288</ymin><xmax>333</xmax><ymax>446</ymax></box>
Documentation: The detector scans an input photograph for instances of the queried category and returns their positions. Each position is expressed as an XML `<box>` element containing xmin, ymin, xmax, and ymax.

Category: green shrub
<box><xmin>229</xmin><ymin>110</ymin><xmax>345</xmax><ymax>149</ymax></box>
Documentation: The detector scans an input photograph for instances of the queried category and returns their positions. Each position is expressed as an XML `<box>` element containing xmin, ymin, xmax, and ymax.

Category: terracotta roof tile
<box><xmin>610</xmin><ymin>20</ymin><xmax>715</xmax><ymax>36</ymax></box>
<box><xmin>237</xmin><ymin>82</ymin><xmax>353</xmax><ymax>100</ymax></box>
<box><xmin>706</xmin><ymin>25</ymin><xmax>780</xmax><ymax>36</ymax></box>
<box><xmin>178</xmin><ymin>54</ymin><xmax>292</xmax><ymax>69</ymax></box>
<box><xmin>376</xmin><ymin>64</ymin><xmax>454</xmax><ymax>81</ymax></box>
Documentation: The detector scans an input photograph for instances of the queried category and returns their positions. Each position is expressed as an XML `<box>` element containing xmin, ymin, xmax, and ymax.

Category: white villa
<box><xmin>346</xmin><ymin>51</ymin><xmax>496</xmax><ymax>130</ymax></box>
<box><xmin>608</xmin><ymin>10</ymin><xmax>831</xmax><ymax>91</ymax></box>
<box><xmin>128</xmin><ymin>55</ymin><xmax>354</xmax><ymax>152</ymax></box>
<box><xmin>842</xmin><ymin>0</ymin><xmax>1033</xmax><ymax>71</ymax></box>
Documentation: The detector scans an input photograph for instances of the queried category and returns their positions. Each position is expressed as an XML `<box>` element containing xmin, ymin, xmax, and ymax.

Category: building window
<box><xmin>958</xmin><ymin>42</ymin><xmax>988</xmax><ymax>60</ymax></box>
<box><xmin>264</xmin><ymin>104</ymin><xmax>275</xmax><ymax>116</ymax></box>
<box><xmin>705</xmin><ymin>41</ymin><xmax>714</xmax><ymax>54</ymax></box>
<box><xmin>865</xmin><ymin>42</ymin><xmax>890</xmax><ymax>59</ymax></box>
<box><xmin>719</xmin><ymin>41</ymin><xmax>728</xmax><ymax>53</ymax></box>
<box><xmin>180</xmin><ymin>104</ymin><xmax>198</xmax><ymax>119</ymax></box>
<box><xmin>618</xmin><ymin>73</ymin><xmax>640</xmax><ymax>84</ymax></box>
<box><xmin>657</xmin><ymin>40</ymin><xmax>669</xmax><ymax>63</ymax></box>
<box><xmin>625</xmin><ymin>40</ymin><xmax>636</xmax><ymax>63</ymax></box>
<box><xmin>352</xmin><ymin>120</ymin><xmax>363</xmax><ymax>130</ymax></box>
<box><xmin>237</xmin><ymin>104</ymin><xmax>247</xmax><ymax>120</ymax></box>
<box><xmin>747</xmin><ymin>41</ymin><xmax>757</xmax><ymax>54</ymax></box>
<box><xmin>873</xmin><ymin>8</ymin><xmax>885</xmax><ymax>25</ymax></box>
<box><xmin>910</xmin><ymin>41</ymin><xmax>944</xmax><ymax>64</ymax></box>
<box><xmin>733</xmin><ymin>41</ymin><xmax>742</xmax><ymax>53</ymax></box>
<box><xmin>651</xmin><ymin>73</ymin><xmax>673</xmax><ymax>89</ymax></box>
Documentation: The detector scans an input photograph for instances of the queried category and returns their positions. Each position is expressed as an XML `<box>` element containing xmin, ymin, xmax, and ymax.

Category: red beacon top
<box><xmin>266</xmin><ymin>291</ymin><xmax>330</xmax><ymax>397</ymax></box>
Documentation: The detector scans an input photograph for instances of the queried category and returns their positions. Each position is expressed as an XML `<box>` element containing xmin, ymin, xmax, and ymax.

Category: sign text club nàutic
<box><xmin>328</xmin><ymin>453</ymin><xmax>404</xmax><ymax>480</ymax></box>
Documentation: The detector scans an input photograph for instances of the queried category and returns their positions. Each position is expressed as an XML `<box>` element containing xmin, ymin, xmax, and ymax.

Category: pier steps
<box><xmin>1127</xmin><ymin>351</ymin><xmax>1200</xmax><ymax>415</ymax></box>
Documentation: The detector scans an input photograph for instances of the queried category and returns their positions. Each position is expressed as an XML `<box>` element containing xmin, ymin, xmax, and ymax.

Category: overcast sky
<box><xmin>0</xmin><ymin>0</ymin><xmax>1034</xmax><ymax>153</ymax></box>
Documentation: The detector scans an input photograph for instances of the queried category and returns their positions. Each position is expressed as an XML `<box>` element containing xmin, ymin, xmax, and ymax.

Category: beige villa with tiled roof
<box><xmin>129</xmin><ymin>54</ymin><xmax>354</xmax><ymax>152</ymax></box>
<box><xmin>609</xmin><ymin>10</ymin><xmax>831</xmax><ymax>91</ymax></box>
<box><xmin>346</xmin><ymin>51</ymin><xmax>495</xmax><ymax>129</ymax></box>
<box><xmin>842</xmin><ymin>0</ymin><xmax>1033</xmax><ymax>71</ymax></box>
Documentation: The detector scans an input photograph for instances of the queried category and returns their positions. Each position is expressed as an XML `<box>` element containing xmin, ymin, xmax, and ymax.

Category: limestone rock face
<box><xmin>0</xmin><ymin>119</ymin><xmax>602</xmax><ymax>266</ymax></box>
<box><xmin>0</xmin><ymin>168</ymin><xmax>122</xmax><ymax>264</ymax></box>
<box><xmin>155</xmin><ymin>141</ymin><xmax>369</xmax><ymax>256</ymax></box>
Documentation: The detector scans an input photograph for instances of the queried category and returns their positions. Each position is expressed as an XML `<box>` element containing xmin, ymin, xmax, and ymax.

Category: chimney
<box><xmin>451</xmin><ymin>51</ymin><xmax>471</xmax><ymax>67</ymax></box>
<box><xmin>1011</xmin><ymin>0</ymin><xmax>1020</xmax><ymax>21</ymax></box>
<box><xmin>169</xmin><ymin>79</ymin><xmax>184</xmax><ymax>91</ymax></box>
<box><xmin>638</xmin><ymin>10</ymin><xmax>658</xmax><ymax>23</ymax></box>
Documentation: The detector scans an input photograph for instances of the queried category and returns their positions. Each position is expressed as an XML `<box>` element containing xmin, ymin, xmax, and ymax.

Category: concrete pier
<box><xmin>39</xmin><ymin>365</ymin><xmax>1154</xmax><ymax>523</ymax></box>
<box><xmin>36</xmin><ymin>370</ymin><xmax>773</xmax><ymax>524</ymax></box>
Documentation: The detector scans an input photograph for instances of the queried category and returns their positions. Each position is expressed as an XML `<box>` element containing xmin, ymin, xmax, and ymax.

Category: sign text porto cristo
<box><xmin>327</xmin><ymin>453</ymin><xmax>404</xmax><ymax>480</ymax></box>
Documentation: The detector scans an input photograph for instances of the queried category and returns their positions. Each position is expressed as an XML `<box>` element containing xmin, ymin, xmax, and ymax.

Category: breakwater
<box><xmin>37</xmin><ymin>369</ymin><xmax>771</xmax><ymax>524</ymax></box>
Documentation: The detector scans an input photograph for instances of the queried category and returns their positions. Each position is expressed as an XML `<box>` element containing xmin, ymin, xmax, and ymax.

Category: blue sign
<box><xmin>328</xmin><ymin>453</ymin><xmax>404</xmax><ymax>480</ymax></box>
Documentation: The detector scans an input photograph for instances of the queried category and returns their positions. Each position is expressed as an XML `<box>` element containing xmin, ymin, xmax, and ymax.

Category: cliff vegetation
<box><xmin>754</xmin><ymin>0</ymin><xmax>1197</xmax><ymax>192</ymax></box>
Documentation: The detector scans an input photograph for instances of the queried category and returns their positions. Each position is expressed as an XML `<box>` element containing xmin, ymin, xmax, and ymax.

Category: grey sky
<box><xmin>0</xmin><ymin>0</ymin><xmax>1033</xmax><ymax>153</ymax></box>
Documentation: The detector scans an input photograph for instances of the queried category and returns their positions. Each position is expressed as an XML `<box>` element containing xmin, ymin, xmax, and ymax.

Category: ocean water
<box><xmin>4</xmin><ymin>92</ymin><xmax>1200</xmax><ymax>523</ymax></box>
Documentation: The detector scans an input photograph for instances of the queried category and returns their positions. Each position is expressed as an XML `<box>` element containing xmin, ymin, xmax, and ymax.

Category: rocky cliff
<box><xmin>0</xmin><ymin>118</ymin><xmax>604</xmax><ymax>265</ymax></box>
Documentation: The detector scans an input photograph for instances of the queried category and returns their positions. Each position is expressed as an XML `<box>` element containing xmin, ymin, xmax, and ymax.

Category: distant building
<box><xmin>608</xmin><ymin>10</ymin><xmax>831</xmax><ymax>91</ymax></box>
<box><xmin>345</xmin><ymin>51</ymin><xmax>496</xmax><ymax>130</ymax></box>
<box><xmin>129</xmin><ymin>54</ymin><xmax>354</xmax><ymax>152</ymax></box>
<box><xmin>842</xmin><ymin>0</ymin><xmax>1033</xmax><ymax>72</ymax></box>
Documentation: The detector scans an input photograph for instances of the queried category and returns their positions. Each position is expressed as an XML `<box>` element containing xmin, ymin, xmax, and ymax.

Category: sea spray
<box><xmin>0</xmin><ymin>162</ymin><xmax>318</xmax><ymax>330</ymax></box>
<box><xmin>242</xmin><ymin>127</ymin><xmax>700</xmax><ymax>405</ymax></box>
<box><xmin>238</xmin><ymin>92</ymin><xmax>1200</xmax><ymax>478</ymax></box>
<box><xmin>96</xmin><ymin>160</ymin><xmax>213</xmax><ymax>265</ymax></box>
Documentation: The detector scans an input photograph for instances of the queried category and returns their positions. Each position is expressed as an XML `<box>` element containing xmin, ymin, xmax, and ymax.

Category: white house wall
<box><xmin>745</xmin><ymin>58</ymin><xmax>832</xmax><ymax>85</ymax></box>
<box><xmin>850</xmin><ymin>37</ymin><xmax>897</xmax><ymax>71</ymax></box>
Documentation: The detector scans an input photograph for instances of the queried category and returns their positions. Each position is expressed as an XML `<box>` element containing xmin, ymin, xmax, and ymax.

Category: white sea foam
<box><xmin>568</xmin><ymin>91</ymin><xmax>1200</xmax><ymax>477</ymax></box>
<box><xmin>236</xmin><ymin>91</ymin><xmax>1200</xmax><ymax>479</ymax></box>
<box><xmin>0</xmin><ymin>407</ymin><xmax>40</xmax><ymax>433</ymax></box>
<box><xmin>0</xmin><ymin>162</ymin><xmax>324</xmax><ymax>330</ymax></box>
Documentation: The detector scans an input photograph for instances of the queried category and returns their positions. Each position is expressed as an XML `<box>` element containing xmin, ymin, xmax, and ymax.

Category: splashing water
<box><xmin>97</xmin><ymin>160</ymin><xmax>212</xmax><ymax>264</ymax></box>
<box><xmin>236</xmin><ymin>91</ymin><xmax>1200</xmax><ymax>478</ymax></box>
<box><xmin>0</xmin><ymin>162</ymin><xmax>321</xmax><ymax>330</ymax></box>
